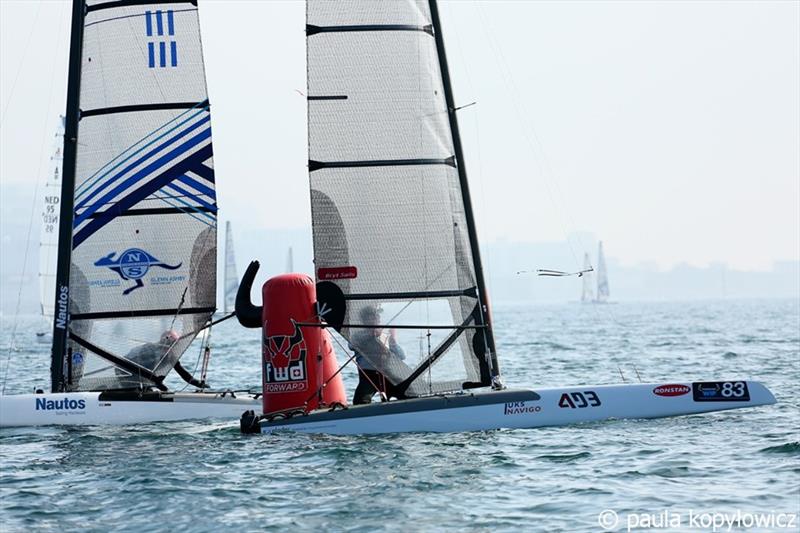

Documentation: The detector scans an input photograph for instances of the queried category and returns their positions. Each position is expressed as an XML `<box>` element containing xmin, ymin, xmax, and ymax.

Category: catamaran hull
<box><xmin>257</xmin><ymin>381</ymin><xmax>776</xmax><ymax>435</ymax></box>
<box><xmin>0</xmin><ymin>391</ymin><xmax>260</xmax><ymax>427</ymax></box>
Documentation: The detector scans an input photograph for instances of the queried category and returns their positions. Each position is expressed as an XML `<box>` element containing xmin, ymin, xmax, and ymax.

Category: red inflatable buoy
<box><xmin>261</xmin><ymin>273</ymin><xmax>346</xmax><ymax>414</ymax></box>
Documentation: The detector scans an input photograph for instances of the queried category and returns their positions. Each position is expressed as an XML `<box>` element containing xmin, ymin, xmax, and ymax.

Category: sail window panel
<box><xmin>62</xmin><ymin>349</ymin><xmax>137</xmax><ymax>392</ymax></box>
<box><xmin>81</xmin><ymin>5</ymin><xmax>207</xmax><ymax>113</ymax></box>
<box><xmin>67</xmin><ymin>314</ymin><xmax>202</xmax><ymax>391</ymax></box>
<box><xmin>308</xmin><ymin>0</ymin><xmax>431</xmax><ymax>27</ymax></box>
<box><xmin>308</xmin><ymin>32</ymin><xmax>454</xmax><ymax>163</ymax></box>
<box><xmin>311</xmin><ymin>165</ymin><xmax>475</xmax><ymax>297</ymax></box>
<box><xmin>340</xmin><ymin>297</ymin><xmax>482</xmax><ymax>397</ymax></box>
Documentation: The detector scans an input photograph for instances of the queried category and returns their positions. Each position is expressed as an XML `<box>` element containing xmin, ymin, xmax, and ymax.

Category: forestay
<box><xmin>306</xmin><ymin>0</ymin><xmax>497</xmax><ymax>396</ymax></box>
<box><xmin>64</xmin><ymin>1</ymin><xmax>217</xmax><ymax>391</ymax></box>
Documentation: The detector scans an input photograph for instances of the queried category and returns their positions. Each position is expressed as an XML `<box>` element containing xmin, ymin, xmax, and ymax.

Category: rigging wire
<box><xmin>473</xmin><ymin>3</ymin><xmax>637</xmax><ymax>380</ymax></box>
<box><xmin>0</xmin><ymin>1</ymin><xmax>44</xmax><ymax>129</ymax></box>
<box><xmin>475</xmin><ymin>3</ymin><xmax>586</xmax><ymax>271</ymax></box>
<box><xmin>1</xmin><ymin>2</ymin><xmax>67</xmax><ymax>394</ymax></box>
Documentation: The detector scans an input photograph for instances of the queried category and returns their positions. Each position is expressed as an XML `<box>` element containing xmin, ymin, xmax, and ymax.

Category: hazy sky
<box><xmin>1</xmin><ymin>0</ymin><xmax>798</xmax><ymax>272</ymax></box>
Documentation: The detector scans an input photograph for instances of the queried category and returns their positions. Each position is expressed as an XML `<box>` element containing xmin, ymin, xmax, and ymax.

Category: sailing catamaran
<box><xmin>223</xmin><ymin>221</ymin><xmax>238</xmax><ymax>314</ymax></box>
<box><xmin>580</xmin><ymin>241</ymin><xmax>611</xmax><ymax>304</ymax></box>
<box><xmin>1</xmin><ymin>1</ymin><xmax>258</xmax><ymax>427</ymax></box>
<box><xmin>239</xmin><ymin>0</ymin><xmax>775</xmax><ymax>435</ymax></box>
<box><xmin>36</xmin><ymin>118</ymin><xmax>66</xmax><ymax>341</ymax></box>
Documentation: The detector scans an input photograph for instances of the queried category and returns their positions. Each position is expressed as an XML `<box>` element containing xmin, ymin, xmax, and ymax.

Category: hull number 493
<box><xmin>558</xmin><ymin>391</ymin><xmax>601</xmax><ymax>409</ymax></box>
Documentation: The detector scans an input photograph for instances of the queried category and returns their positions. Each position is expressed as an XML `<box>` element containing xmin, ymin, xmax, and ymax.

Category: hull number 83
<box><xmin>692</xmin><ymin>381</ymin><xmax>751</xmax><ymax>402</ymax></box>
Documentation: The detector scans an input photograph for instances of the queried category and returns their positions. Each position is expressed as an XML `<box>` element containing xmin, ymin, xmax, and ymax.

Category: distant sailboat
<box><xmin>36</xmin><ymin>118</ymin><xmax>66</xmax><ymax>340</ymax></box>
<box><xmin>224</xmin><ymin>221</ymin><xmax>238</xmax><ymax>313</ymax></box>
<box><xmin>580</xmin><ymin>252</ymin><xmax>594</xmax><ymax>303</ymax></box>
<box><xmin>596</xmin><ymin>241</ymin><xmax>610</xmax><ymax>303</ymax></box>
<box><xmin>285</xmin><ymin>246</ymin><xmax>294</xmax><ymax>273</ymax></box>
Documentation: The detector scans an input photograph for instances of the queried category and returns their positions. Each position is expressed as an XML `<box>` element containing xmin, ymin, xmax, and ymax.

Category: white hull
<box><xmin>258</xmin><ymin>380</ymin><xmax>776</xmax><ymax>435</ymax></box>
<box><xmin>0</xmin><ymin>390</ymin><xmax>260</xmax><ymax>427</ymax></box>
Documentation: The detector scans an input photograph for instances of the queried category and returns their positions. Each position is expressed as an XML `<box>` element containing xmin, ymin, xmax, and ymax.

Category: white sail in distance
<box><xmin>224</xmin><ymin>221</ymin><xmax>238</xmax><ymax>313</ymax></box>
<box><xmin>581</xmin><ymin>252</ymin><xmax>594</xmax><ymax>303</ymax></box>
<box><xmin>39</xmin><ymin>117</ymin><xmax>66</xmax><ymax>327</ymax></box>
<box><xmin>596</xmin><ymin>241</ymin><xmax>610</xmax><ymax>303</ymax></box>
<box><xmin>285</xmin><ymin>246</ymin><xmax>294</xmax><ymax>273</ymax></box>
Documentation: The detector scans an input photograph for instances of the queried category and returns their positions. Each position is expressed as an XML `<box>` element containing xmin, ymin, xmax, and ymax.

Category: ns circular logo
<box><xmin>119</xmin><ymin>248</ymin><xmax>153</xmax><ymax>280</ymax></box>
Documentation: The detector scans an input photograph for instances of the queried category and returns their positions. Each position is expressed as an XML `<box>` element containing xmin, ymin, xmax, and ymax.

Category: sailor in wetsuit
<box><xmin>121</xmin><ymin>329</ymin><xmax>207</xmax><ymax>389</ymax></box>
<box><xmin>349</xmin><ymin>305</ymin><xmax>407</xmax><ymax>404</ymax></box>
<box><xmin>126</xmin><ymin>329</ymin><xmax>180</xmax><ymax>372</ymax></box>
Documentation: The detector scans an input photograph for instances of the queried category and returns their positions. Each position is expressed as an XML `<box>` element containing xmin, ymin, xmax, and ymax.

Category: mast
<box><xmin>428</xmin><ymin>0</ymin><xmax>499</xmax><ymax>377</ymax></box>
<box><xmin>50</xmin><ymin>0</ymin><xmax>85</xmax><ymax>392</ymax></box>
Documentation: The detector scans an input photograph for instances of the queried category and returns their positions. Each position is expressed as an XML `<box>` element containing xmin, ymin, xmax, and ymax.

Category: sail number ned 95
<box><xmin>558</xmin><ymin>391</ymin><xmax>601</xmax><ymax>409</ymax></box>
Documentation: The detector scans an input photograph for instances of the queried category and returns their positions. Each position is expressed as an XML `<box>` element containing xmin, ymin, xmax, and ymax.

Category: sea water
<box><xmin>1</xmin><ymin>299</ymin><xmax>798</xmax><ymax>532</ymax></box>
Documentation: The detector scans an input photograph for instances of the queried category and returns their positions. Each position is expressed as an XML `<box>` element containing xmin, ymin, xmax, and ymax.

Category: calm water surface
<box><xmin>1</xmin><ymin>299</ymin><xmax>798</xmax><ymax>532</ymax></box>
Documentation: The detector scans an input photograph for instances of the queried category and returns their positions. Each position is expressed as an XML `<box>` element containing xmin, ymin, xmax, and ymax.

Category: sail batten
<box><xmin>306</xmin><ymin>0</ymin><xmax>496</xmax><ymax>397</ymax></box>
<box><xmin>53</xmin><ymin>0</ymin><xmax>217</xmax><ymax>392</ymax></box>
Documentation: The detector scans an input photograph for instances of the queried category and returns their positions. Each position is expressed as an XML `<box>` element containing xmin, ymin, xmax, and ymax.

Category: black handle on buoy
<box><xmin>235</xmin><ymin>261</ymin><xmax>263</xmax><ymax>328</ymax></box>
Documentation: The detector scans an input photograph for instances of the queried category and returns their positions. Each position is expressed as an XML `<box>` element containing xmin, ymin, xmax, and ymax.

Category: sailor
<box><xmin>126</xmin><ymin>329</ymin><xmax>180</xmax><ymax>373</ymax></box>
<box><xmin>349</xmin><ymin>305</ymin><xmax>408</xmax><ymax>404</ymax></box>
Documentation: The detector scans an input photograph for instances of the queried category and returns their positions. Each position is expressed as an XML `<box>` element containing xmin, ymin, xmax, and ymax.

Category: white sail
<box><xmin>38</xmin><ymin>117</ymin><xmax>66</xmax><ymax>327</ymax></box>
<box><xmin>306</xmin><ymin>0</ymin><xmax>496</xmax><ymax>396</ymax></box>
<box><xmin>224</xmin><ymin>221</ymin><xmax>238</xmax><ymax>313</ymax></box>
<box><xmin>64</xmin><ymin>2</ymin><xmax>218</xmax><ymax>391</ymax></box>
<box><xmin>285</xmin><ymin>246</ymin><xmax>294</xmax><ymax>273</ymax></box>
<box><xmin>580</xmin><ymin>252</ymin><xmax>594</xmax><ymax>303</ymax></box>
<box><xmin>596</xmin><ymin>241</ymin><xmax>610</xmax><ymax>303</ymax></box>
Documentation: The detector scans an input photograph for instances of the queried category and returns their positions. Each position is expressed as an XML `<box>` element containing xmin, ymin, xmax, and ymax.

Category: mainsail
<box><xmin>39</xmin><ymin>117</ymin><xmax>66</xmax><ymax>326</ymax></box>
<box><xmin>306</xmin><ymin>0</ymin><xmax>498</xmax><ymax>396</ymax></box>
<box><xmin>51</xmin><ymin>1</ymin><xmax>217</xmax><ymax>392</ymax></box>
<box><xmin>580</xmin><ymin>252</ymin><xmax>594</xmax><ymax>303</ymax></box>
<box><xmin>596</xmin><ymin>241</ymin><xmax>610</xmax><ymax>303</ymax></box>
<box><xmin>224</xmin><ymin>221</ymin><xmax>238</xmax><ymax>313</ymax></box>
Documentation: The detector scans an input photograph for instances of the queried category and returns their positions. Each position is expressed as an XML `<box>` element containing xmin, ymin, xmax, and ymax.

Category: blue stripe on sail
<box><xmin>166</xmin><ymin>181</ymin><xmax>217</xmax><ymax>212</ymax></box>
<box><xmin>159</xmin><ymin>194</ymin><xmax>215</xmax><ymax>226</ymax></box>
<box><xmin>76</xmin><ymin>107</ymin><xmax>208</xmax><ymax>202</ymax></box>
<box><xmin>170</xmin><ymin>41</ymin><xmax>178</xmax><ymax>67</ymax></box>
<box><xmin>75</xmin><ymin>114</ymin><xmax>211</xmax><ymax>209</ymax></box>
<box><xmin>177</xmin><ymin>174</ymin><xmax>216</xmax><ymax>199</ymax></box>
<box><xmin>74</xmin><ymin>128</ymin><xmax>212</xmax><ymax>227</ymax></box>
<box><xmin>145</xmin><ymin>10</ymin><xmax>152</xmax><ymax>36</ymax></box>
<box><xmin>156</xmin><ymin>10</ymin><xmax>163</xmax><ymax>36</ymax></box>
<box><xmin>167</xmin><ymin>10</ymin><xmax>175</xmax><ymax>36</ymax></box>
<box><xmin>73</xmin><ymin>145</ymin><xmax>214</xmax><ymax>248</ymax></box>
<box><xmin>159</xmin><ymin>42</ymin><xmax>166</xmax><ymax>68</ymax></box>
<box><xmin>147</xmin><ymin>42</ymin><xmax>155</xmax><ymax>68</ymax></box>
<box><xmin>191</xmin><ymin>162</ymin><xmax>215</xmax><ymax>183</ymax></box>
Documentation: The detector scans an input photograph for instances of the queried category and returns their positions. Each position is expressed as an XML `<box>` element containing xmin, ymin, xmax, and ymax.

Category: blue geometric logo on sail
<box><xmin>146</xmin><ymin>10</ymin><xmax>178</xmax><ymax>68</ymax></box>
<box><xmin>95</xmin><ymin>248</ymin><xmax>182</xmax><ymax>295</ymax></box>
